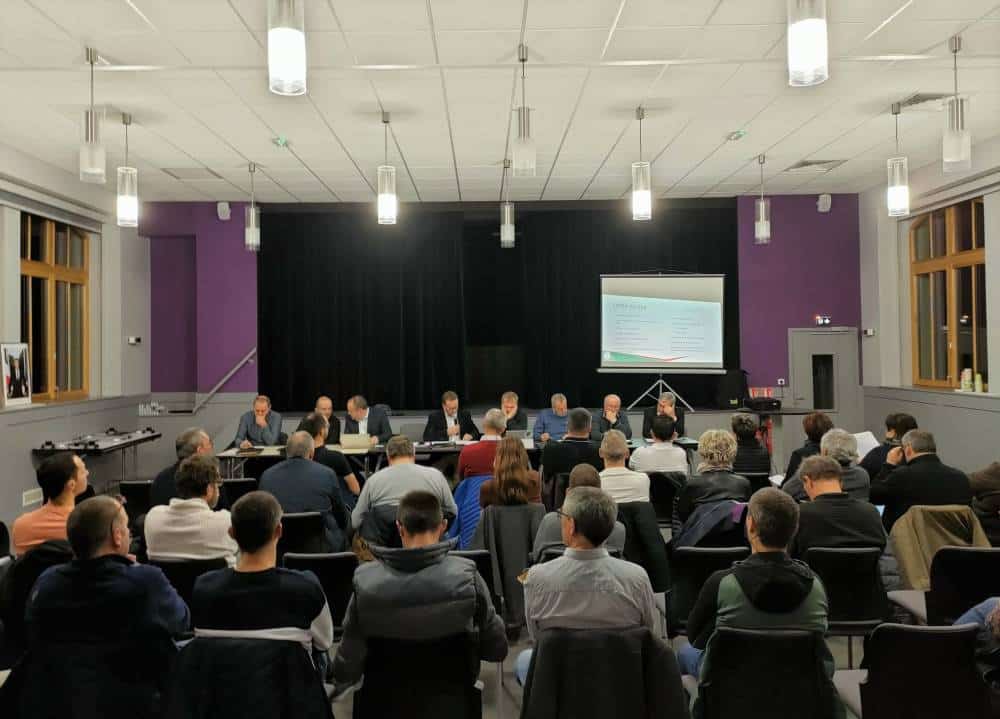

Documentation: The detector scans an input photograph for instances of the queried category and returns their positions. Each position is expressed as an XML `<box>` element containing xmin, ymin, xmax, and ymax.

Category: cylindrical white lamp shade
<box><xmin>377</xmin><ymin>165</ymin><xmax>397</xmax><ymax>225</ymax></box>
<box><xmin>631</xmin><ymin>161</ymin><xmax>651</xmax><ymax>221</ymax></box>
<box><xmin>512</xmin><ymin>107</ymin><xmax>536</xmax><ymax>177</ymax></box>
<box><xmin>116</xmin><ymin>167</ymin><xmax>138</xmax><ymax>227</ymax></box>
<box><xmin>268</xmin><ymin>0</ymin><xmax>306</xmax><ymax>96</ymax></box>
<box><xmin>754</xmin><ymin>197</ymin><xmax>771</xmax><ymax>244</ymax></box>
<box><xmin>787</xmin><ymin>0</ymin><xmax>828</xmax><ymax>87</ymax></box>
<box><xmin>500</xmin><ymin>202</ymin><xmax>515</xmax><ymax>248</ymax></box>
<box><xmin>79</xmin><ymin>108</ymin><xmax>106</xmax><ymax>184</ymax></box>
<box><xmin>886</xmin><ymin>156</ymin><xmax>910</xmax><ymax>217</ymax></box>
<box><xmin>942</xmin><ymin>97</ymin><xmax>971</xmax><ymax>173</ymax></box>
<box><xmin>245</xmin><ymin>204</ymin><xmax>261</xmax><ymax>252</ymax></box>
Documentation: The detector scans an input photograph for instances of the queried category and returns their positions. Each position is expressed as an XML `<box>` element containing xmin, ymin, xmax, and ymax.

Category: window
<box><xmin>909</xmin><ymin>197</ymin><xmax>987</xmax><ymax>390</ymax></box>
<box><xmin>19</xmin><ymin>214</ymin><xmax>89</xmax><ymax>401</ymax></box>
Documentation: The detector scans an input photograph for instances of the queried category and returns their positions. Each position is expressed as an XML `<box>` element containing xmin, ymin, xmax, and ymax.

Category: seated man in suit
<box><xmin>590</xmin><ymin>393</ymin><xmax>632</xmax><ymax>441</ymax></box>
<box><xmin>314</xmin><ymin>395</ymin><xmax>341</xmax><ymax>444</ymax></box>
<box><xmin>791</xmin><ymin>455</ymin><xmax>885</xmax><ymax>559</ymax></box>
<box><xmin>259</xmin><ymin>431</ymin><xmax>350</xmax><ymax>551</ymax></box>
<box><xmin>534</xmin><ymin>464</ymin><xmax>627</xmax><ymax>560</ymax></box>
<box><xmin>423</xmin><ymin>390</ymin><xmax>481</xmax><ymax>442</ymax></box>
<box><xmin>641</xmin><ymin>391</ymin><xmax>685</xmax><ymax>439</ymax></box>
<box><xmin>12</xmin><ymin>453</ymin><xmax>89</xmax><ymax>557</ymax></box>
<box><xmin>870</xmin><ymin>429</ymin><xmax>971</xmax><ymax>531</ymax></box>
<box><xmin>598</xmin><ymin>430</ymin><xmax>650</xmax><ymax>504</ymax></box>
<box><xmin>540</xmin><ymin>408</ymin><xmax>603</xmax><ymax>508</ymax></box>
<box><xmin>501</xmin><ymin>391</ymin><xmax>528</xmax><ymax>432</ymax></box>
<box><xmin>234</xmin><ymin>395</ymin><xmax>283</xmax><ymax>449</ymax></box>
<box><xmin>629</xmin><ymin>416</ymin><xmax>689</xmax><ymax>475</ymax></box>
<box><xmin>332</xmin><ymin>491</ymin><xmax>507</xmax><ymax>692</ymax></box>
<box><xmin>533</xmin><ymin>393</ymin><xmax>570</xmax><ymax>443</ymax></box>
<box><xmin>152</xmin><ymin>427</ymin><xmax>213</xmax><ymax>507</ymax></box>
<box><xmin>344</xmin><ymin>395</ymin><xmax>394</xmax><ymax>445</ymax></box>
<box><xmin>297</xmin><ymin>412</ymin><xmax>360</xmax><ymax>507</ymax></box>
<box><xmin>860</xmin><ymin>412</ymin><xmax>917</xmax><ymax>481</ymax></box>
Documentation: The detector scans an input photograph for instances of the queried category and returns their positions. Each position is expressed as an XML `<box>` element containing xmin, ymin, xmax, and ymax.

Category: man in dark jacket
<box><xmin>314</xmin><ymin>395</ymin><xmax>341</xmax><ymax>444</ymax></box>
<box><xmin>590</xmin><ymin>393</ymin><xmax>633</xmax><ymax>441</ymax></box>
<box><xmin>870</xmin><ymin>429</ymin><xmax>971</xmax><ymax>531</ymax></box>
<box><xmin>641</xmin><ymin>391</ymin><xmax>686</xmax><ymax>438</ymax></box>
<box><xmin>151</xmin><ymin>427</ymin><xmax>213</xmax><ymax>507</ymax></box>
<box><xmin>297</xmin><ymin>412</ymin><xmax>360</xmax><ymax>508</ymax></box>
<box><xmin>422</xmin><ymin>390</ymin><xmax>482</xmax><ymax>442</ymax></box>
<box><xmin>540</xmin><ymin>408</ymin><xmax>603</xmax><ymax>508</ymax></box>
<box><xmin>501</xmin><ymin>391</ymin><xmax>528</xmax><ymax>432</ymax></box>
<box><xmin>860</xmin><ymin>413</ymin><xmax>917</xmax><ymax>481</ymax></box>
<box><xmin>344</xmin><ymin>395</ymin><xmax>393</xmax><ymax>445</ymax></box>
<box><xmin>332</xmin><ymin>490</ymin><xmax>507</xmax><ymax>691</ymax></box>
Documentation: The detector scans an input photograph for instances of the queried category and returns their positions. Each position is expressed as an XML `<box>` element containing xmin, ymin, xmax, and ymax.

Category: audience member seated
<box><xmin>955</xmin><ymin>597</ymin><xmax>1000</xmax><ymax>671</ymax></box>
<box><xmin>731</xmin><ymin>412</ymin><xmax>771</xmax><ymax>475</ymax></box>
<box><xmin>641</xmin><ymin>391</ymin><xmax>685</xmax><ymax>439</ymax></box>
<box><xmin>144</xmin><ymin>454</ymin><xmax>238</xmax><ymax>566</ymax></box>
<box><xmin>590</xmin><ymin>393</ymin><xmax>632</xmax><ymax>441</ymax></box>
<box><xmin>17</xmin><ymin>497</ymin><xmax>189</xmax><ymax>717</ymax></box>
<box><xmin>540</xmin><ymin>408</ymin><xmax>603</xmax><ymax>507</ymax></box>
<box><xmin>296</xmin><ymin>412</ymin><xmax>360</xmax><ymax>507</ymax></box>
<box><xmin>0</xmin><ymin>538</ymin><xmax>73</xmax><ymax>664</ymax></box>
<box><xmin>352</xmin><ymin>435</ymin><xmax>458</xmax><ymax>535</ymax></box>
<box><xmin>678</xmin><ymin>488</ymin><xmax>831</xmax><ymax>681</ymax></box>
<box><xmin>533</xmin><ymin>393</ymin><xmax>569</xmax><ymax>442</ymax></box>
<box><xmin>782</xmin><ymin>411</ymin><xmax>833</xmax><ymax>482</ymax></box>
<box><xmin>598</xmin><ymin>430</ymin><xmax>650</xmax><ymax>503</ymax></box>
<box><xmin>344</xmin><ymin>395</ymin><xmax>393</xmax><ymax>445</ymax></box>
<box><xmin>675</xmin><ymin>429</ymin><xmax>751</xmax><ymax>524</ymax></box>
<box><xmin>333</xmin><ymin>491</ymin><xmax>507</xmax><ymax>691</ymax></box>
<box><xmin>517</xmin><ymin>486</ymin><xmax>656</xmax><ymax>683</ymax></box>
<box><xmin>628</xmin><ymin>416</ymin><xmax>689</xmax><ymax>475</ymax></box>
<box><xmin>314</xmin><ymin>394</ymin><xmax>341</xmax><ymax>444</ymax></box>
<box><xmin>423</xmin><ymin>390</ymin><xmax>482</xmax><ymax>442</ymax></box>
<box><xmin>533</xmin><ymin>464</ymin><xmax>626</xmax><ymax>559</ymax></box>
<box><xmin>479</xmin><ymin>435</ymin><xmax>542</xmax><ymax>508</ymax></box>
<box><xmin>259</xmin><ymin>431</ymin><xmax>349</xmax><ymax>551</ymax></box>
<box><xmin>501</xmin><ymin>390</ymin><xmax>528</xmax><ymax>432</ymax></box>
<box><xmin>870</xmin><ymin>429</ymin><xmax>971</xmax><ymax>531</ymax></box>
<box><xmin>457</xmin><ymin>408</ymin><xmax>505</xmax><ymax>479</ymax></box>
<box><xmin>152</xmin><ymin>427</ymin><xmax>213</xmax><ymax>508</ymax></box>
<box><xmin>969</xmin><ymin>462</ymin><xmax>1000</xmax><ymax>546</ymax></box>
<box><xmin>782</xmin><ymin>428</ymin><xmax>871</xmax><ymax>502</ymax></box>
<box><xmin>12</xmin><ymin>453</ymin><xmax>89</xmax><ymax>556</ymax></box>
<box><xmin>790</xmin><ymin>456</ymin><xmax>885</xmax><ymax>559</ymax></box>
<box><xmin>234</xmin><ymin>394</ymin><xmax>283</xmax><ymax>449</ymax></box>
<box><xmin>191</xmin><ymin>491</ymin><xmax>333</xmax><ymax>677</ymax></box>
<box><xmin>860</xmin><ymin>412</ymin><xmax>917</xmax><ymax>480</ymax></box>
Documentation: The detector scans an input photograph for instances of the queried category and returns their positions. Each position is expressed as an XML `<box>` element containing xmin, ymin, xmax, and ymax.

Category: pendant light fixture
<box><xmin>116</xmin><ymin>113</ymin><xmax>138</xmax><ymax>228</ymax></box>
<box><xmin>943</xmin><ymin>35</ymin><xmax>971</xmax><ymax>173</ymax></box>
<box><xmin>887</xmin><ymin>103</ymin><xmax>910</xmax><ymax>218</ymax></box>
<box><xmin>512</xmin><ymin>44</ymin><xmax>536</xmax><ymax>177</ymax></box>
<box><xmin>754</xmin><ymin>155</ymin><xmax>771</xmax><ymax>244</ymax></box>
<box><xmin>377</xmin><ymin>112</ymin><xmax>397</xmax><ymax>225</ymax></box>
<box><xmin>268</xmin><ymin>0</ymin><xmax>307</xmax><ymax>96</ymax></box>
<box><xmin>245</xmin><ymin>162</ymin><xmax>261</xmax><ymax>253</ymax></box>
<box><xmin>500</xmin><ymin>158</ymin><xmax>515</xmax><ymax>248</ymax></box>
<box><xmin>787</xmin><ymin>0</ymin><xmax>829</xmax><ymax>87</ymax></box>
<box><xmin>79</xmin><ymin>47</ymin><xmax>106</xmax><ymax>184</ymax></box>
<box><xmin>631</xmin><ymin>106</ymin><xmax>651</xmax><ymax>222</ymax></box>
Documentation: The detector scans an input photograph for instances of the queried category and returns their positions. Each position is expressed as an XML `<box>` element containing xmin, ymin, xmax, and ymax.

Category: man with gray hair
<box><xmin>871</xmin><ymin>429</ymin><xmax>971</xmax><ymax>531</ymax></box>
<box><xmin>642</xmin><ymin>391</ymin><xmax>686</xmax><ymax>439</ymax></box>
<box><xmin>259</xmin><ymin>431</ymin><xmax>349</xmax><ymax>550</ymax></box>
<box><xmin>151</xmin><ymin>427</ymin><xmax>213</xmax><ymax>507</ymax></box>
<box><xmin>540</xmin><ymin>408</ymin><xmax>603</xmax><ymax>507</ymax></box>
<box><xmin>591</xmin><ymin>393</ymin><xmax>632</xmax><ymax>441</ymax></box>
<box><xmin>782</xmin><ymin>428</ymin><xmax>871</xmax><ymax>502</ymax></box>
<box><xmin>457</xmin><ymin>408</ymin><xmax>507</xmax><ymax>479</ymax></box>
<box><xmin>533</xmin><ymin>393</ymin><xmax>570</xmax><ymax>442</ymax></box>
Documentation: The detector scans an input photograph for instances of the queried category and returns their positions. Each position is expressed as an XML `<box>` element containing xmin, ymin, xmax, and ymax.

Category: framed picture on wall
<box><xmin>1</xmin><ymin>342</ymin><xmax>32</xmax><ymax>408</ymax></box>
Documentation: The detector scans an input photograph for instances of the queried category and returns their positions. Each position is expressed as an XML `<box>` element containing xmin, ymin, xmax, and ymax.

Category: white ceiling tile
<box><xmin>131</xmin><ymin>0</ymin><xmax>244</xmax><ymax>32</ymax></box>
<box><xmin>436</xmin><ymin>30</ymin><xmax>521</xmax><ymax>65</ymax></box>
<box><xmin>523</xmin><ymin>29</ymin><xmax>607</xmax><ymax>63</ymax></box>
<box><xmin>334</xmin><ymin>0</ymin><xmax>430</xmax><ymax>32</ymax></box>
<box><xmin>227</xmin><ymin>0</ymin><xmax>341</xmax><ymax>32</ymax></box>
<box><xmin>602</xmin><ymin>27</ymin><xmax>700</xmax><ymax>62</ymax></box>
<box><xmin>710</xmin><ymin>0</ymin><xmax>785</xmax><ymax>25</ymax></box>
<box><xmin>527</xmin><ymin>0</ymin><xmax>622</xmax><ymax>30</ymax></box>
<box><xmin>344</xmin><ymin>32</ymin><xmax>436</xmax><ymax>65</ymax></box>
<box><xmin>30</xmin><ymin>0</ymin><xmax>151</xmax><ymax>35</ymax></box>
<box><xmin>168</xmin><ymin>31</ymin><xmax>264</xmax><ymax>66</ymax></box>
<box><xmin>692</xmin><ymin>24</ymin><xmax>786</xmax><ymax>60</ymax></box>
<box><xmin>620</xmin><ymin>0</ymin><xmax>719</xmax><ymax>27</ymax></box>
<box><xmin>428</xmin><ymin>0</ymin><xmax>521</xmax><ymax>31</ymax></box>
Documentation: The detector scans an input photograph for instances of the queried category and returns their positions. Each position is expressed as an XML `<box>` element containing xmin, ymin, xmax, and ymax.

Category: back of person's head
<box><xmin>902</xmin><ymin>429</ymin><xmax>935</xmax><ymax>454</ymax></box>
<box><xmin>568</xmin><ymin>463</ymin><xmax>601</xmax><ymax>489</ymax></box>
<box><xmin>799</xmin><ymin>455</ymin><xmax>842</xmax><ymax>484</ymax></box>
<box><xmin>176</xmin><ymin>427</ymin><xmax>208</xmax><ymax>460</ymax></box>
<box><xmin>482</xmin><ymin>408</ymin><xmax>507</xmax><ymax>434</ymax></box>
<box><xmin>892</xmin><ymin>413</ymin><xmax>918</xmax><ymax>437</ymax></box>
<box><xmin>386</xmin><ymin>435</ymin><xmax>415</xmax><ymax>460</ymax></box>
<box><xmin>730</xmin><ymin>413</ymin><xmax>758</xmax><ymax>442</ymax></box>
<box><xmin>175</xmin><ymin>454</ymin><xmax>221</xmax><ymax>500</ymax></box>
<box><xmin>396</xmin><ymin>490</ymin><xmax>443</xmax><ymax>536</ymax></box>
<box><xmin>651</xmin><ymin>415</ymin><xmax>677</xmax><ymax>441</ymax></box>
<box><xmin>562</xmin><ymin>486</ymin><xmax>616</xmax><ymax>547</ymax></box>
<box><xmin>566</xmin><ymin>407</ymin><xmax>592</xmax><ymax>434</ymax></box>
<box><xmin>230</xmin><ymin>491</ymin><xmax>282</xmax><ymax>553</ymax></box>
<box><xmin>600</xmin><ymin>429</ymin><xmax>629</xmax><ymax>463</ymax></box>
<box><xmin>697</xmin><ymin>429</ymin><xmax>737</xmax><ymax>470</ymax></box>
<box><xmin>883</xmin><ymin>413</ymin><xmax>899</xmax><ymax>431</ymax></box>
<box><xmin>67</xmin><ymin>495</ymin><xmax>124</xmax><ymax>560</ymax></box>
<box><xmin>747</xmin><ymin>487</ymin><xmax>799</xmax><ymax>550</ymax></box>
<box><xmin>37</xmin><ymin>453</ymin><xmax>78</xmax><ymax>502</ymax></box>
<box><xmin>296</xmin><ymin>412</ymin><xmax>328</xmax><ymax>439</ymax></box>
<box><xmin>820</xmin><ymin>428</ymin><xmax>858</xmax><ymax>465</ymax></box>
<box><xmin>350</xmin><ymin>394</ymin><xmax>369</xmax><ymax>410</ymax></box>
<box><xmin>285</xmin><ymin>430</ymin><xmax>314</xmax><ymax>459</ymax></box>
<box><xmin>803</xmin><ymin>412</ymin><xmax>834</xmax><ymax>443</ymax></box>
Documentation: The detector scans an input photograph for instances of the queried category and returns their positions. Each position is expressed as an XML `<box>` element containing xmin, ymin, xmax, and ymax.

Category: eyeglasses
<box><xmin>555</xmin><ymin>509</ymin><xmax>572</xmax><ymax>521</ymax></box>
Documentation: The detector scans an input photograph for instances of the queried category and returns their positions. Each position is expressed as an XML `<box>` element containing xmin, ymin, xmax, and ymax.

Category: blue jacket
<box><xmin>234</xmin><ymin>409</ymin><xmax>283</xmax><ymax>446</ymax></box>
<box><xmin>533</xmin><ymin>409</ymin><xmax>569</xmax><ymax>442</ymax></box>
<box><xmin>259</xmin><ymin>457</ymin><xmax>349</xmax><ymax>551</ymax></box>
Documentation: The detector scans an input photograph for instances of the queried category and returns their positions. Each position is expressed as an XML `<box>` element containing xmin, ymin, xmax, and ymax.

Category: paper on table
<box><xmin>853</xmin><ymin>431</ymin><xmax>880</xmax><ymax>458</ymax></box>
<box><xmin>769</xmin><ymin>475</ymin><xmax>784</xmax><ymax>487</ymax></box>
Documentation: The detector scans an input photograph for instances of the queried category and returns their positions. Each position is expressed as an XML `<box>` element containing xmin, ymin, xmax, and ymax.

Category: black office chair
<box><xmin>667</xmin><ymin>546</ymin><xmax>750</xmax><ymax>634</ymax></box>
<box><xmin>740</xmin><ymin>472</ymin><xmax>772</xmax><ymax>494</ymax></box>
<box><xmin>359</xmin><ymin>504</ymin><xmax>403</xmax><ymax>549</ymax></box>
<box><xmin>618</xmin><ymin>501</ymin><xmax>671</xmax><ymax>592</ymax></box>
<box><xmin>889</xmin><ymin>546</ymin><xmax>1000</xmax><ymax>625</ymax></box>
<box><xmin>450</xmin><ymin>548</ymin><xmax>504</xmax><ymax>715</ymax></box>
<box><xmin>282</xmin><ymin>552</ymin><xmax>359</xmax><ymax>639</ymax></box>
<box><xmin>119</xmin><ymin>480</ymin><xmax>153</xmax><ymax>530</ymax></box>
<box><xmin>805</xmin><ymin>547</ymin><xmax>888</xmax><ymax>667</ymax></box>
<box><xmin>147</xmin><ymin>556</ymin><xmax>228</xmax><ymax>606</ymax></box>
<box><xmin>0</xmin><ymin>520</ymin><xmax>10</xmax><ymax>558</ymax></box>
<box><xmin>277</xmin><ymin>512</ymin><xmax>329</xmax><ymax>559</ymax></box>
<box><xmin>220</xmin><ymin>477</ymin><xmax>258</xmax><ymax>507</ymax></box>
<box><xmin>833</xmin><ymin>623</ymin><xmax>990</xmax><ymax>719</ymax></box>
<box><xmin>542</xmin><ymin>472</ymin><xmax>571</xmax><ymax>512</ymax></box>
<box><xmin>648</xmin><ymin>472</ymin><xmax>686</xmax><ymax>528</ymax></box>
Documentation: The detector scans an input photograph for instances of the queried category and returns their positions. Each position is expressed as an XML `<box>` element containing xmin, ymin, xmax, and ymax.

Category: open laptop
<box><xmin>340</xmin><ymin>433</ymin><xmax>373</xmax><ymax>450</ymax></box>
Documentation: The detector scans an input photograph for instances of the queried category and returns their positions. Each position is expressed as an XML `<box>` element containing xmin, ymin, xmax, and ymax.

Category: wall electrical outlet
<box><xmin>777</xmin><ymin>378</ymin><xmax>786</xmax><ymax>386</ymax></box>
<box><xmin>22</xmin><ymin>487</ymin><xmax>43</xmax><ymax>507</ymax></box>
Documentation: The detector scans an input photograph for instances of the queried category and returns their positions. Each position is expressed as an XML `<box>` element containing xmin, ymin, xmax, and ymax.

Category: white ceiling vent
<box><xmin>161</xmin><ymin>167</ymin><xmax>223</xmax><ymax>181</ymax></box>
<box><xmin>785</xmin><ymin>159</ymin><xmax>846</xmax><ymax>174</ymax></box>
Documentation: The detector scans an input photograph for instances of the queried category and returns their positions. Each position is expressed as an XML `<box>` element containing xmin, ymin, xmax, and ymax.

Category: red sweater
<box><xmin>458</xmin><ymin>439</ymin><xmax>501</xmax><ymax>479</ymax></box>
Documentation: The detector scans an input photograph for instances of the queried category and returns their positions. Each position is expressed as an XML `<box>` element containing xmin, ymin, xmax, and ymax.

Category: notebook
<box><xmin>340</xmin><ymin>433</ymin><xmax>373</xmax><ymax>450</ymax></box>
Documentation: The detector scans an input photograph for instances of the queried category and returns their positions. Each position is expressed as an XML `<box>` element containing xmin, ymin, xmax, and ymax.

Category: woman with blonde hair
<box><xmin>479</xmin><ymin>436</ymin><xmax>541</xmax><ymax>508</ymax></box>
<box><xmin>675</xmin><ymin>429</ymin><xmax>752</xmax><ymax>524</ymax></box>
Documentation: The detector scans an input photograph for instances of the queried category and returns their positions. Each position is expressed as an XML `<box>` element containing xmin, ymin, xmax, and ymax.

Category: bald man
<box><xmin>591</xmin><ymin>394</ymin><xmax>633</xmax><ymax>441</ymax></box>
<box><xmin>315</xmin><ymin>395</ymin><xmax>341</xmax><ymax>444</ymax></box>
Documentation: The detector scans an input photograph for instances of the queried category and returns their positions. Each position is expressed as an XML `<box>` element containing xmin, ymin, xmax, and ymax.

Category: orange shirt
<box><xmin>12</xmin><ymin>502</ymin><xmax>72</xmax><ymax>556</ymax></box>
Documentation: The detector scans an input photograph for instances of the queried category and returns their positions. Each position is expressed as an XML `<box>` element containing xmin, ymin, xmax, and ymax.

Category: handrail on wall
<box><xmin>191</xmin><ymin>347</ymin><xmax>257</xmax><ymax>415</ymax></box>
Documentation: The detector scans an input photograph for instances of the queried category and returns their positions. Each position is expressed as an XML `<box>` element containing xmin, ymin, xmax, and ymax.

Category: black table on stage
<box><xmin>33</xmin><ymin>428</ymin><xmax>163</xmax><ymax>491</ymax></box>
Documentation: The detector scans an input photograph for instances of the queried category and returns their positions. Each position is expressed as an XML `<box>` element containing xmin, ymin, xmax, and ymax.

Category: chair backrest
<box><xmin>545</xmin><ymin>472</ymin><xmax>571</xmax><ymax>512</ymax></box>
<box><xmin>360</xmin><ymin>503</ymin><xmax>403</xmax><ymax>549</ymax></box>
<box><xmin>119</xmin><ymin>480</ymin><xmax>153</xmax><ymax>527</ymax></box>
<box><xmin>282</xmin><ymin>552</ymin><xmax>359</xmax><ymax>632</ymax></box>
<box><xmin>450</xmin><ymin>549</ymin><xmax>498</xmax><ymax>611</ymax></box>
<box><xmin>477</xmin><ymin>503</ymin><xmax>545</xmax><ymax>626</ymax></box>
<box><xmin>648</xmin><ymin>471</ymin><xmax>686</xmax><ymax>525</ymax></box>
<box><xmin>147</xmin><ymin>556</ymin><xmax>228</xmax><ymax>606</ymax></box>
<box><xmin>860</xmin><ymin>623</ymin><xmax>990</xmax><ymax>719</ymax></box>
<box><xmin>668</xmin><ymin>546</ymin><xmax>750</xmax><ymax>632</ymax></box>
<box><xmin>398</xmin><ymin>423</ymin><xmax>425</xmax><ymax>442</ymax></box>
<box><xmin>220</xmin><ymin>478</ymin><xmax>258</xmax><ymax>507</ymax></box>
<box><xmin>276</xmin><ymin>511</ymin><xmax>328</xmax><ymax>558</ymax></box>
<box><xmin>374</xmin><ymin>403</ymin><xmax>392</xmax><ymax>416</ymax></box>
<box><xmin>617</xmin><ymin>501</ymin><xmax>671</xmax><ymax>592</ymax></box>
<box><xmin>539</xmin><ymin>547</ymin><xmax>563</xmax><ymax>563</ymax></box>
<box><xmin>698</xmin><ymin>627</ymin><xmax>840</xmax><ymax>719</ymax></box>
<box><xmin>0</xmin><ymin>520</ymin><xmax>10</xmax><ymax>557</ymax></box>
<box><xmin>927</xmin><ymin>546</ymin><xmax>1000</xmax><ymax>624</ymax></box>
<box><xmin>804</xmin><ymin>546</ymin><xmax>887</xmax><ymax>624</ymax></box>
<box><xmin>740</xmin><ymin>472</ymin><xmax>771</xmax><ymax>494</ymax></box>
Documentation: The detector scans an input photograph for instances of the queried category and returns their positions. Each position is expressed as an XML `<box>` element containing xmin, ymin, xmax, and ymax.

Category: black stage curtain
<box><xmin>259</xmin><ymin>200</ymin><xmax>737</xmax><ymax>411</ymax></box>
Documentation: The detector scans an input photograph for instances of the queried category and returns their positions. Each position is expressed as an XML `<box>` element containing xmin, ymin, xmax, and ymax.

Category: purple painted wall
<box><xmin>737</xmin><ymin>194</ymin><xmax>861</xmax><ymax>386</ymax></box>
<box><xmin>141</xmin><ymin>202</ymin><xmax>257</xmax><ymax>393</ymax></box>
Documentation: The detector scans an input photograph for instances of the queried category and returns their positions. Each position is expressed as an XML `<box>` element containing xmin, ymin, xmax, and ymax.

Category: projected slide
<box><xmin>600</xmin><ymin>275</ymin><xmax>724</xmax><ymax>371</ymax></box>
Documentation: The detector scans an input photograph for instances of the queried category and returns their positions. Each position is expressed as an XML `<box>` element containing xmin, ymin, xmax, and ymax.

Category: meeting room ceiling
<box><xmin>0</xmin><ymin>0</ymin><xmax>998</xmax><ymax>204</ymax></box>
